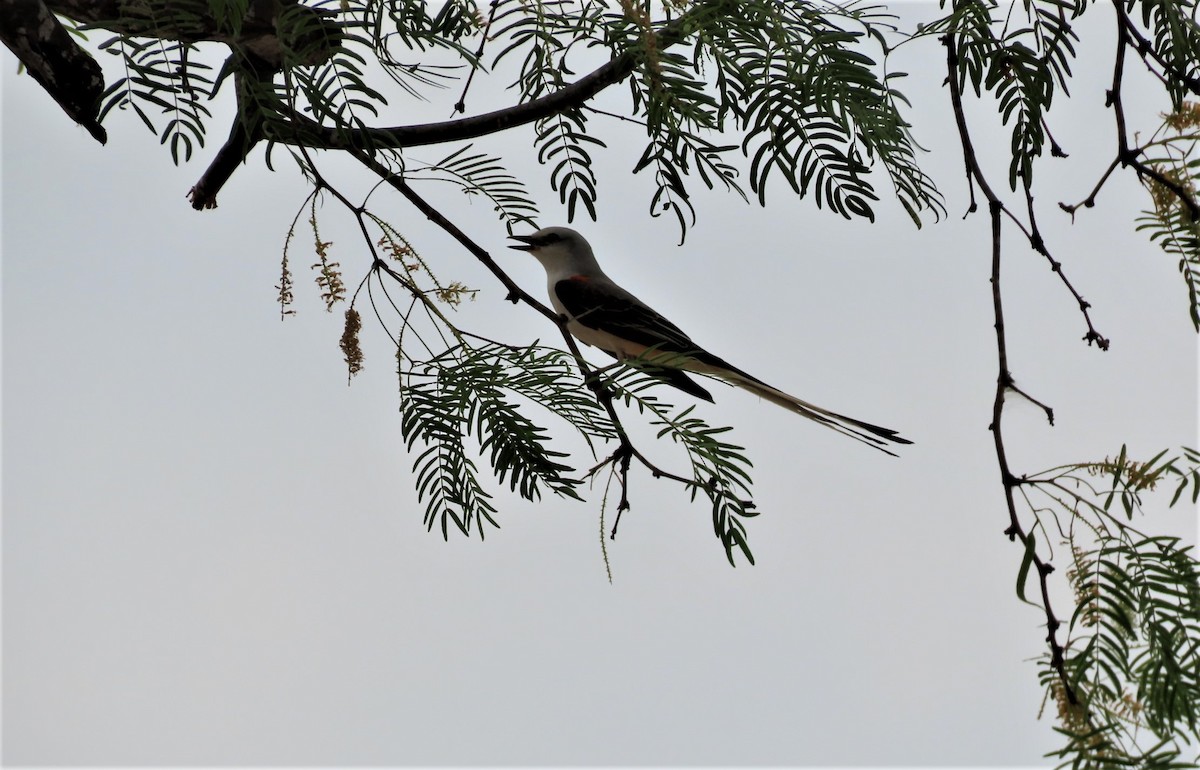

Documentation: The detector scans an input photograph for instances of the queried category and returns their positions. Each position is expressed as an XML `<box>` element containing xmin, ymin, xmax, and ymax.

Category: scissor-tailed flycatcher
<box><xmin>509</xmin><ymin>226</ymin><xmax>912</xmax><ymax>456</ymax></box>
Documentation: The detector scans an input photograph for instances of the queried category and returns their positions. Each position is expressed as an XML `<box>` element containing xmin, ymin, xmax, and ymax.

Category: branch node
<box><xmin>1083</xmin><ymin>330</ymin><xmax>1111</xmax><ymax>350</ymax></box>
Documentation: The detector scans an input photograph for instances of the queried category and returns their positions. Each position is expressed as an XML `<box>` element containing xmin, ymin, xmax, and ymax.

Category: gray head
<box><xmin>508</xmin><ymin>226</ymin><xmax>601</xmax><ymax>275</ymax></box>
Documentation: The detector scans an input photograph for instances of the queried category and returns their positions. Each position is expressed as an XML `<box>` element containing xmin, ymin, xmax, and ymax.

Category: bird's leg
<box><xmin>582</xmin><ymin>441</ymin><xmax>634</xmax><ymax>539</ymax></box>
<box><xmin>608</xmin><ymin>443</ymin><xmax>633</xmax><ymax>540</ymax></box>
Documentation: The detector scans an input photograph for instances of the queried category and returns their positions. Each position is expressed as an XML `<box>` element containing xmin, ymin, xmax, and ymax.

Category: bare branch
<box><xmin>944</xmin><ymin>30</ymin><xmax>1078</xmax><ymax>709</ymax></box>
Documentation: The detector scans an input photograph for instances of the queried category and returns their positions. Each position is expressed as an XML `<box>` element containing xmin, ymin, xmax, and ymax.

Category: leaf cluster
<box><xmin>936</xmin><ymin>0</ymin><xmax>1082</xmax><ymax>190</ymax></box>
<box><xmin>388</xmin><ymin>333</ymin><xmax>765</xmax><ymax>563</ymax></box>
<box><xmin>485</xmin><ymin>2</ymin><xmax>612</xmax><ymax>223</ymax></box>
<box><xmin>608</xmin><ymin>367</ymin><xmax>758</xmax><ymax>565</ymax></box>
<box><xmin>492</xmin><ymin>0</ymin><xmax>607</xmax><ymax>101</ymax></box>
<box><xmin>284</xmin><ymin>7</ymin><xmax>388</xmax><ymax>150</ymax></box>
<box><xmin>1022</xmin><ymin>447</ymin><xmax>1200</xmax><ymax>769</ymax></box>
<box><xmin>536</xmin><ymin>109</ymin><xmax>606</xmax><ymax>223</ymax></box>
<box><xmin>615</xmin><ymin>0</ymin><xmax>945</xmax><ymax>234</ymax></box>
<box><xmin>399</xmin><ymin>342</ymin><xmax>612</xmax><ymax>538</ymax></box>
<box><xmin>1135</xmin><ymin>105</ymin><xmax>1200</xmax><ymax>330</ymax></box>
<box><xmin>98</xmin><ymin>35</ymin><xmax>212</xmax><ymax>163</ymax></box>
<box><xmin>411</xmin><ymin>145</ymin><xmax>540</xmax><ymax>232</ymax></box>
<box><xmin>1136</xmin><ymin>0</ymin><xmax>1200</xmax><ymax>111</ymax></box>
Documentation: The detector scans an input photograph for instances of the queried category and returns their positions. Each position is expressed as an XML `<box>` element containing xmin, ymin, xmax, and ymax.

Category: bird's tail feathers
<box><xmin>721</xmin><ymin>372</ymin><xmax>912</xmax><ymax>457</ymax></box>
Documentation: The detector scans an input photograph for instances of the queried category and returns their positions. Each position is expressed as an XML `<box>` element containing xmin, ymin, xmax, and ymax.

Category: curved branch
<box><xmin>261</xmin><ymin>9</ymin><xmax>696</xmax><ymax>152</ymax></box>
<box><xmin>198</xmin><ymin>31</ymin><xmax>643</xmax><ymax>206</ymax></box>
<box><xmin>194</xmin><ymin>11</ymin><xmax>668</xmax><ymax>206</ymax></box>
<box><xmin>266</xmin><ymin>52</ymin><xmax>639</xmax><ymax>151</ymax></box>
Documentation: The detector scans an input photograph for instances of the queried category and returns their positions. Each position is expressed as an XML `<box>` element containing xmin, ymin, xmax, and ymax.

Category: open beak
<box><xmin>507</xmin><ymin>234</ymin><xmax>538</xmax><ymax>251</ymax></box>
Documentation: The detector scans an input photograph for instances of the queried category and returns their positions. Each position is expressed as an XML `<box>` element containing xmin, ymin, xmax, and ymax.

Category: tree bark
<box><xmin>1</xmin><ymin>0</ymin><xmax>106</xmax><ymax>142</ymax></box>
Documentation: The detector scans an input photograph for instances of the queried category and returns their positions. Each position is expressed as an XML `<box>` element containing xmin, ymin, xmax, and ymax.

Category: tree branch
<box><xmin>1111</xmin><ymin>0</ymin><xmax>1200</xmax><ymax>98</ymax></box>
<box><xmin>188</xmin><ymin>51</ymin><xmax>277</xmax><ymax>210</ymax></box>
<box><xmin>259</xmin><ymin>8</ymin><xmax>698</xmax><ymax>153</ymax></box>
<box><xmin>1</xmin><ymin>0</ymin><xmax>106</xmax><ymax>143</ymax></box>
<box><xmin>1108</xmin><ymin>5</ymin><xmax>1200</xmax><ymax>221</ymax></box>
<box><xmin>944</xmin><ymin>30</ymin><xmax>1078</xmax><ymax>708</ymax></box>
<box><xmin>43</xmin><ymin>0</ymin><xmax>341</xmax><ymax>65</ymax></box>
<box><xmin>272</xmin><ymin>53</ymin><xmax>635</xmax><ymax>151</ymax></box>
<box><xmin>221</xmin><ymin>6</ymin><xmax>696</xmax><ymax>202</ymax></box>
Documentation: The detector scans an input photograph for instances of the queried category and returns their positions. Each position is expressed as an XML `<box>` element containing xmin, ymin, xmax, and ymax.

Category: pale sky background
<box><xmin>3</xmin><ymin>1</ymin><xmax>1198</xmax><ymax>766</ymax></box>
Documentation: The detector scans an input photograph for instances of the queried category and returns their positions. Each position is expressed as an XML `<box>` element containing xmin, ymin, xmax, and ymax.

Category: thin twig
<box><xmin>1010</xmin><ymin>382</ymin><xmax>1055</xmax><ymax>426</ymax></box>
<box><xmin>452</xmin><ymin>0</ymin><xmax>499</xmax><ymax>115</ymax></box>
<box><xmin>1058</xmin><ymin>157</ymin><xmax>1120</xmax><ymax>217</ymax></box>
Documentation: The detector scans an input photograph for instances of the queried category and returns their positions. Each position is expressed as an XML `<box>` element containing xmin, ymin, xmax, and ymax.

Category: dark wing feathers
<box><xmin>557</xmin><ymin>278</ymin><xmax>717</xmax><ymax>402</ymax></box>
<box><xmin>554</xmin><ymin>278</ymin><xmax>698</xmax><ymax>353</ymax></box>
<box><xmin>554</xmin><ymin>278</ymin><xmax>750</xmax><ymax>376</ymax></box>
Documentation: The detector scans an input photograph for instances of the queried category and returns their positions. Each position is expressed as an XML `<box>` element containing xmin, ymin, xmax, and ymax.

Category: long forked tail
<box><xmin>723</xmin><ymin>373</ymin><xmax>912</xmax><ymax>456</ymax></box>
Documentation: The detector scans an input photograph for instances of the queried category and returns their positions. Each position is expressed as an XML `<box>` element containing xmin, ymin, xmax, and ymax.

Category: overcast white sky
<box><xmin>3</xmin><ymin>1</ymin><xmax>1198</xmax><ymax>766</ymax></box>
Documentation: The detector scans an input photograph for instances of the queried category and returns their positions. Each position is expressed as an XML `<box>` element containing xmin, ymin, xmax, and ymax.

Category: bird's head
<box><xmin>508</xmin><ymin>226</ymin><xmax>596</xmax><ymax>273</ymax></box>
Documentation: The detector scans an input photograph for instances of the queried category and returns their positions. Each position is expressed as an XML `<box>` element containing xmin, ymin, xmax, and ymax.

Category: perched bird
<box><xmin>509</xmin><ymin>226</ymin><xmax>912</xmax><ymax>456</ymax></box>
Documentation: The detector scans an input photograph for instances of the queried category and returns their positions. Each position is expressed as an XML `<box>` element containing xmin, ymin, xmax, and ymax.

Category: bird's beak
<box><xmin>507</xmin><ymin>234</ymin><xmax>537</xmax><ymax>251</ymax></box>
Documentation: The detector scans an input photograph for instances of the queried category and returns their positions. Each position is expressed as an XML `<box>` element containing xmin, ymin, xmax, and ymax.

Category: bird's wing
<box><xmin>553</xmin><ymin>276</ymin><xmax>702</xmax><ymax>354</ymax></box>
<box><xmin>554</xmin><ymin>276</ymin><xmax>721</xmax><ymax>402</ymax></box>
<box><xmin>555</xmin><ymin>275</ymin><xmax>761</xmax><ymax>380</ymax></box>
